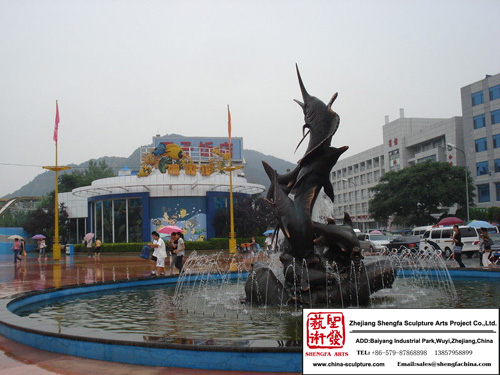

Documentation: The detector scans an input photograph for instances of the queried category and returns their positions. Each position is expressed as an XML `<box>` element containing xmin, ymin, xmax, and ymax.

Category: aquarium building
<box><xmin>60</xmin><ymin>136</ymin><xmax>265</xmax><ymax>243</ymax></box>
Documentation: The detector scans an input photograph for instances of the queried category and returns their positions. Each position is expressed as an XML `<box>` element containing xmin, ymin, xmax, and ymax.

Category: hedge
<box><xmin>73</xmin><ymin>236</ymin><xmax>266</xmax><ymax>253</ymax></box>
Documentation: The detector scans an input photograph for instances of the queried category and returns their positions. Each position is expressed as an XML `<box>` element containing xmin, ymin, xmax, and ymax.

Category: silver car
<box><xmin>357</xmin><ymin>233</ymin><xmax>390</xmax><ymax>253</ymax></box>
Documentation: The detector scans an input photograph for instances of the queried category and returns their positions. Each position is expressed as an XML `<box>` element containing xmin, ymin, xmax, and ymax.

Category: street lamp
<box><xmin>447</xmin><ymin>143</ymin><xmax>470</xmax><ymax>223</ymax></box>
<box><xmin>342</xmin><ymin>178</ymin><xmax>358</xmax><ymax>229</ymax></box>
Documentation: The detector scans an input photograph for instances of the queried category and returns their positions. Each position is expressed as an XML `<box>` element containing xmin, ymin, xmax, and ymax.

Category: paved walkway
<box><xmin>0</xmin><ymin>251</ymin><xmax>297</xmax><ymax>375</ymax></box>
<box><xmin>0</xmin><ymin>251</ymin><xmax>496</xmax><ymax>375</ymax></box>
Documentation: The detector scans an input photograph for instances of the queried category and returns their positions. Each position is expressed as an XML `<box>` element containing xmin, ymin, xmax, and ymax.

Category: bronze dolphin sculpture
<box><xmin>294</xmin><ymin>64</ymin><xmax>340</xmax><ymax>165</ymax></box>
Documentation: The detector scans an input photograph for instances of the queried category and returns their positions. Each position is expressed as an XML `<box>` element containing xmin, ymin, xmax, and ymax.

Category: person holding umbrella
<box><xmin>167</xmin><ymin>233</ymin><xmax>178</xmax><ymax>276</ymax></box>
<box><xmin>11</xmin><ymin>238</ymin><xmax>22</xmax><ymax>263</ymax></box>
<box><xmin>173</xmin><ymin>232</ymin><xmax>185</xmax><ymax>274</ymax></box>
<box><xmin>38</xmin><ymin>239</ymin><xmax>47</xmax><ymax>262</ymax></box>
<box><xmin>33</xmin><ymin>234</ymin><xmax>47</xmax><ymax>262</ymax></box>
<box><xmin>83</xmin><ymin>233</ymin><xmax>94</xmax><ymax>259</ymax></box>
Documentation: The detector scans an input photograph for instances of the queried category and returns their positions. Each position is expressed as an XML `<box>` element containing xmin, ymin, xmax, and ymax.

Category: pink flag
<box><xmin>53</xmin><ymin>100</ymin><xmax>60</xmax><ymax>143</ymax></box>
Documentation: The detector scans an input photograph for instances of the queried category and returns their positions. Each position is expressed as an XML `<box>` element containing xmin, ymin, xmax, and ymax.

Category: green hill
<box><xmin>3</xmin><ymin>146</ymin><xmax>295</xmax><ymax>199</ymax></box>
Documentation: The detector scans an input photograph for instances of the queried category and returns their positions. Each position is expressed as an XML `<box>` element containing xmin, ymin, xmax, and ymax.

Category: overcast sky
<box><xmin>1</xmin><ymin>0</ymin><xmax>499</xmax><ymax>197</ymax></box>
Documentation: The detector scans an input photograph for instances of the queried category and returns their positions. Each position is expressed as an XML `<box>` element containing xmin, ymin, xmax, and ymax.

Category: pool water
<box><xmin>14</xmin><ymin>278</ymin><xmax>500</xmax><ymax>342</ymax></box>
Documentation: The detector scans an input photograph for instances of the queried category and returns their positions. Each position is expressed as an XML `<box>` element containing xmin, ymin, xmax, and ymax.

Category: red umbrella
<box><xmin>158</xmin><ymin>225</ymin><xmax>183</xmax><ymax>235</ymax></box>
<box><xmin>437</xmin><ymin>217</ymin><xmax>463</xmax><ymax>226</ymax></box>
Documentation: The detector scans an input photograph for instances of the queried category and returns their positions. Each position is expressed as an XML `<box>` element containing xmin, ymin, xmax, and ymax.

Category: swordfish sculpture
<box><xmin>245</xmin><ymin>65</ymin><xmax>395</xmax><ymax>307</ymax></box>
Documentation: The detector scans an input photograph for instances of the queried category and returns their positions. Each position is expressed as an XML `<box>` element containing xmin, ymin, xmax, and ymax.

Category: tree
<box><xmin>369</xmin><ymin>161</ymin><xmax>475</xmax><ymax>226</ymax></box>
<box><xmin>59</xmin><ymin>160</ymin><xmax>115</xmax><ymax>192</ymax></box>
<box><xmin>213</xmin><ymin>195</ymin><xmax>275</xmax><ymax>238</ymax></box>
<box><xmin>0</xmin><ymin>210</ymin><xmax>29</xmax><ymax>227</ymax></box>
<box><xmin>23</xmin><ymin>191</ymin><xmax>70</xmax><ymax>247</ymax></box>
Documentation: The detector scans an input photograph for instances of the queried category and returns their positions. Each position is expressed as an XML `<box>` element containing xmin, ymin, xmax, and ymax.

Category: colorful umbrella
<box><xmin>83</xmin><ymin>233</ymin><xmax>95</xmax><ymax>242</ymax></box>
<box><xmin>32</xmin><ymin>234</ymin><xmax>46</xmax><ymax>240</ymax></box>
<box><xmin>437</xmin><ymin>217</ymin><xmax>463</xmax><ymax>226</ymax></box>
<box><xmin>158</xmin><ymin>225</ymin><xmax>183</xmax><ymax>235</ymax></box>
<box><xmin>263</xmin><ymin>229</ymin><xmax>274</xmax><ymax>235</ymax></box>
<box><xmin>8</xmin><ymin>235</ymin><xmax>24</xmax><ymax>240</ymax></box>
<box><xmin>467</xmin><ymin>220</ymin><xmax>495</xmax><ymax>228</ymax></box>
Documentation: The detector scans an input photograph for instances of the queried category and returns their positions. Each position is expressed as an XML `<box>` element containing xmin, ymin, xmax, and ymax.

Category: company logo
<box><xmin>306</xmin><ymin>312</ymin><xmax>345</xmax><ymax>349</ymax></box>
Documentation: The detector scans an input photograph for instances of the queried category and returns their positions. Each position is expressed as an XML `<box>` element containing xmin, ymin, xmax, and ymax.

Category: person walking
<box><xmin>173</xmin><ymin>232</ymin><xmax>185</xmax><ymax>274</ymax></box>
<box><xmin>167</xmin><ymin>233</ymin><xmax>178</xmax><ymax>276</ymax></box>
<box><xmin>94</xmin><ymin>238</ymin><xmax>102</xmax><ymax>260</ymax></box>
<box><xmin>149</xmin><ymin>231</ymin><xmax>167</xmax><ymax>276</ymax></box>
<box><xmin>20</xmin><ymin>239</ymin><xmax>27</xmax><ymax>260</ymax></box>
<box><xmin>480</xmin><ymin>228</ymin><xmax>494</xmax><ymax>268</ymax></box>
<box><xmin>265</xmin><ymin>234</ymin><xmax>273</xmax><ymax>253</ymax></box>
<box><xmin>451</xmin><ymin>225</ymin><xmax>466</xmax><ymax>268</ymax></box>
<box><xmin>38</xmin><ymin>239</ymin><xmax>48</xmax><ymax>262</ymax></box>
<box><xmin>86</xmin><ymin>238</ymin><xmax>93</xmax><ymax>259</ymax></box>
<box><xmin>12</xmin><ymin>238</ymin><xmax>22</xmax><ymax>263</ymax></box>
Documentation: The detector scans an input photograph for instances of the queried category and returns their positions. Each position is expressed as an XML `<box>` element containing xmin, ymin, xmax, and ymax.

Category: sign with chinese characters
<box><xmin>138</xmin><ymin>136</ymin><xmax>243</xmax><ymax>177</ymax></box>
<box><xmin>303</xmin><ymin>308</ymin><xmax>499</xmax><ymax>375</ymax></box>
<box><xmin>153</xmin><ymin>136</ymin><xmax>243</xmax><ymax>161</ymax></box>
<box><xmin>306</xmin><ymin>311</ymin><xmax>345</xmax><ymax>349</ymax></box>
<box><xmin>388</xmin><ymin>138</ymin><xmax>398</xmax><ymax>147</ymax></box>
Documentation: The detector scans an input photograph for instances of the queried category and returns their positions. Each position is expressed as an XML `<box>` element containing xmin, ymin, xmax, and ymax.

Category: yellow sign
<box><xmin>167</xmin><ymin>164</ymin><xmax>180</xmax><ymax>175</ymax></box>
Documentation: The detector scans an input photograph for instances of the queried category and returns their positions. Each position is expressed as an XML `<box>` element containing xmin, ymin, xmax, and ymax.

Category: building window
<box><xmin>494</xmin><ymin>134</ymin><xmax>500</xmax><ymax>148</ymax></box>
<box><xmin>473</xmin><ymin>114</ymin><xmax>486</xmax><ymax>129</ymax></box>
<box><xmin>417</xmin><ymin>155</ymin><xmax>437</xmax><ymax>162</ymax></box>
<box><xmin>476</xmin><ymin>161</ymin><xmax>489</xmax><ymax>176</ymax></box>
<box><xmin>490</xmin><ymin>85</ymin><xmax>500</xmax><ymax>101</ymax></box>
<box><xmin>496</xmin><ymin>183</ymin><xmax>500</xmax><ymax>201</ymax></box>
<box><xmin>475</xmin><ymin>137</ymin><xmax>488</xmax><ymax>152</ymax></box>
<box><xmin>389</xmin><ymin>149</ymin><xmax>400</xmax><ymax>171</ymax></box>
<box><xmin>472</xmin><ymin>91</ymin><xmax>484</xmax><ymax>106</ymax></box>
<box><xmin>492</xmin><ymin>109</ymin><xmax>500</xmax><ymax>125</ymax></box>
<box><xmin>495</xmin><ymin>159</ymin><xmax>500</xmax><ymax>173</ymax></box>
<box><xmin>477</xmin><ymin>184</ymin><xmax>490</xmax><ymax>203</ymax></box>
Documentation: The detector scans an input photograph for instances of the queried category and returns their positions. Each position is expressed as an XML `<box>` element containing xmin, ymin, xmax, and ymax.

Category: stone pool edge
<box><xmin>0</xmin><ymin>273</ymin><xmax>302</xmax><ymax>373</ymax></box>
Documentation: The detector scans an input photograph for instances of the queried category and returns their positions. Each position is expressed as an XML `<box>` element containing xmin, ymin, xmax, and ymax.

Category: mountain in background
<box><xmin>3</xmin><ymin>145</ymin><xmax>296</xmax><ymax>199</ymax></box>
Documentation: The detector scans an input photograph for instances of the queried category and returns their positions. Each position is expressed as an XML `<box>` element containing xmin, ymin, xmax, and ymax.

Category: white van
<box><xmin>420</xmin><ymin>226</ymin><xmax>480</xmax><ymax>258</ymax></box>
<box><xmin>411</xmin><ymin>225</ymin><xmax>433</xmax><ymax>238</ymax></box>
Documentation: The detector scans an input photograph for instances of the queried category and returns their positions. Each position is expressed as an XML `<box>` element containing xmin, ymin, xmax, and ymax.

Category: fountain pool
<box><xmin>11</xmin><ymin>276</ymin><xmax>500</xmax><ymax>340</ymax></box>
<box><xmin>1</xmin><ymin>253</ymin><xmax>500</xmax><ymax>372</ymax></box>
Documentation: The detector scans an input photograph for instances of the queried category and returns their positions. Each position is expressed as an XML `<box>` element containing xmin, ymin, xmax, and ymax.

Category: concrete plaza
<box><xmin>0</xmin><ymin>251</ymin><xmax>496</xmax><ymax>374</ymax></box>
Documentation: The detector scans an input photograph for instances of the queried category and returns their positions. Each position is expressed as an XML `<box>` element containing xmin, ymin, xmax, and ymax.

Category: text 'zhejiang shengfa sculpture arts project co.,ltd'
<box><xmin>245</xmin><ymin>65</ymin><xmax>395</xmax><ymax>307</ymax></box>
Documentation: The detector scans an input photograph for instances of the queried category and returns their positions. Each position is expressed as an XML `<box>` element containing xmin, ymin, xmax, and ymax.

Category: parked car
<box><xmin>385</xmin><ymin>235</ymin><xmax>421</xmax><ymax>254</ymax></box>
<box><xmin>487</xmin><ymin>233</ymin><xmax>500</xmax><ymax>265</ymax></box>
<box><xmin>410</xmin><ymin>225</ymin><xmax>433</xmax><ymax>238</ymax></box>
<box><xmin>357</xmin><ymin>233</ymin><xmax>390</xmax><ymax>253</ymax></box>
<box><xmin>420</xmin><ymin>226</ymin><xmax>480</xmax><ymax>258</ymax></box>
<box><xmin>489</xmin><ymin>233</ymin><xmax>500</xmax><ymax>250</ymax></box>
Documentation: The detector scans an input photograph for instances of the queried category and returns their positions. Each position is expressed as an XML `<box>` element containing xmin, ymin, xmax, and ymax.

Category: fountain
<box><xmin>244</xmin><ymin>65</ymin><xmax>396</xmax><ymax>307</ymax></box>
<box><xmin>2</xmin><ymin>66</ymin><xmax>499</xmax><ymax>373</ymax></box>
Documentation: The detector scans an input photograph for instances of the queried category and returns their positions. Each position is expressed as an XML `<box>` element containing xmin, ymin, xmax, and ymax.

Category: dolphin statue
<box><xmin>263</xmin><ymin>162</ymin><xmax>317</xmax><ymax>259</ymax></box>
<box><xmin>291</xmin><ymin>145</ymin><xmax>348</xmax><ymax>206</ymax></box>
<box><xmin>294</xmin><ymin>64</ymin><xmax>340</xmax><ymax>165</ymax></box>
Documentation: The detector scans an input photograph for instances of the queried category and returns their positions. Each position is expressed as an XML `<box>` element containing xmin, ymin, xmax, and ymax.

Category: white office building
<box><xmin>461</xmin><ymin>73</ymin><xmax>500</xmax><ymax>208</ymax></box>
<box><xmin>331</xmin><ymin>111</ymin><xmax>463</xmax><ymax>231</ymax></box>
<box><xmin>331</xmin><ymin>73</ymin><xmax>500</xmax><ymax>231</ymax></box>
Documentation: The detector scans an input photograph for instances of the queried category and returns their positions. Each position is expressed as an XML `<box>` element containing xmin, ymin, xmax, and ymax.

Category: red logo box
<box><xmin>306</xmin><ymin>312</ymin><xmax>345</xmax><ymax>349</ymax></box>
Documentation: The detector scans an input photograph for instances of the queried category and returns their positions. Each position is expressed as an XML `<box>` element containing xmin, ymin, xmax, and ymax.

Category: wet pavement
<box><xmin>0</xmin><ymin>251</ymin><xmax>299</xmax><ymax>375</ymax></box>
<box><xmin>0</xmin><ymin>251</ymin><xmax>497</xmax><ymax>375</ymax></box>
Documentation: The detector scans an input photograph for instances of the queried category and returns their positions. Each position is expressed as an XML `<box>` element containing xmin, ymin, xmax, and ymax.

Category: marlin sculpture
<box><xmin>245</xmin><ymin>65</ymin><xmax>395</xmax><ymax>307</ymax></box>
<box><xmin>294</xmin><ymin>64</ymin><xmax>340</xmax><ymax>165</ymax></box>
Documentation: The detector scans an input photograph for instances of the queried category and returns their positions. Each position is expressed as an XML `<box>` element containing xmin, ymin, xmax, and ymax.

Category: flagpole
<box><xmin>227</xmin><ymin>105</ymin><xmax>237</xmax><ymax>254</ymax></box>
<box><xmin>43</xmin><ymin>100</ymin><xmax>70</xmax><ymax>260</ymax></box>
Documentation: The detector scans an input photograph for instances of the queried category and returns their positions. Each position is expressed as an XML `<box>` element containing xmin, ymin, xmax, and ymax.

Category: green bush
<box><xmin>74</xmin><ymin>242</ymin><xmax>144</xmax><ymax>253</ymax></box>
<box><xmin>73</xmin><ymin>236</ymin><xmax>267</xmax><ymax>253</ymax></box>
